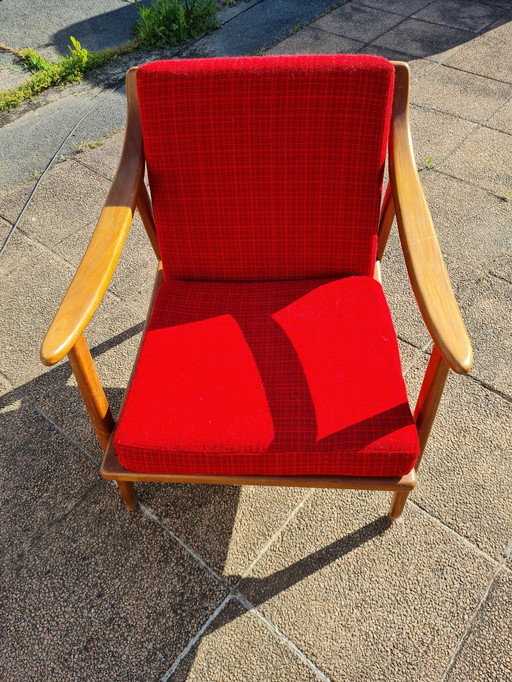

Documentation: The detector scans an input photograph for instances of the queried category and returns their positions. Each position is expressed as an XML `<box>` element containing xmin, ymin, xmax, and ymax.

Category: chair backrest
<box><xmin>137</xmin><ymin>55</ymin><xmax>394</xmax><ymax>281</ymax></box>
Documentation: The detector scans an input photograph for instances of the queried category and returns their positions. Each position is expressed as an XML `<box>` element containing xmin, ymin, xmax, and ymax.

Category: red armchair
<box><xmin>41</xmin><ymin>55</ymin><xmax>472</xmax><ymax>521</ymax></box>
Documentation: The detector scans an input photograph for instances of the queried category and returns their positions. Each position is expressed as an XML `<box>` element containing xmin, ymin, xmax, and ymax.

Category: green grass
<box><xmin>0</xmin><ymin>38</ymin><xmax>136</xmax><ymax>112</ymax></box>
<box><xmin>126</xmin><ymin>0</ymin><xmax>219</xmax><ymax>48</ymax></box>
<box><xmin>0</xmin><ymin>0</ymin><xmax>223</xmax><ymax>111</ymax></box>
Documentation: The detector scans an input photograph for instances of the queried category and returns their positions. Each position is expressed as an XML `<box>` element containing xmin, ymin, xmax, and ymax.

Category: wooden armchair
<box><xmin>40</xmin><ymin>56</ymin><xmax>472</xmax><ymax>521</ymax></box>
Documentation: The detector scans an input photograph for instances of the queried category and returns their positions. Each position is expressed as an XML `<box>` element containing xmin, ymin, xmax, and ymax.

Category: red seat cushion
<box><xmin>136</xmin><ymin>55</ymin><xmax>394</xmax><ymax>281</ymax></box>
<box><xmin>114</xmin><ymin>277</ymin><xmax>419</xmax><ymax>477</ymax></box>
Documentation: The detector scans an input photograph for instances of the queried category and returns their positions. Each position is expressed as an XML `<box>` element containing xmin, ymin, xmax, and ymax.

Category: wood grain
<box><xmin>413</xmin><ymin>344</ymin><xmax>450</xmax><ymax>463</ymax></box>
<box><xmin>68</xmin><ymin>333</ymin><xmax>114</xmax><ymax>452</ymax></box>
<box><xmin>40</xmin><ymin>68</ymin><xmax>144</xmax><ymax>366</ymax></box>
<box><xmin>377</xmin><ymin>183</ymin><xmax>395</xmax><ymax>260</ymax></box>
<box><xmin>390</xmin><ymin>62</ymin><xmax>473</xmax><ymax>375</ymax></box>
<box><xmin>137</xmin><ymin>181</ymin><xmax>160</xmax><ymax>259</ymax></box>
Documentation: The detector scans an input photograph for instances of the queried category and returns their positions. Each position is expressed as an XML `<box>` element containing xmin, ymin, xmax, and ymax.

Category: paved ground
<box><xmin>1</xmin><ymin>1</ymin><xmax>511</xmax><ymax>680</ymax></box>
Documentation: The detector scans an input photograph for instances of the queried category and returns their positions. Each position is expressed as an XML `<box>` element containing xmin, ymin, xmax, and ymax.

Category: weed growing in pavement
<box><xmin>74</xmin><ymin>139</ymin><xmax>106</xmax><ymax>153</ymax></box>
<box><xmin>425</xmin><ymin>156</ymin><xmax>435</xmax><ymax>169</ymax></box>
<box><xmin>125</xmin><ymin>0</ymin><xmax>219</xmax><ymax>48</ymax></box>
<box><xmin>0</xmin><ymin>38</ymin><xmax>136</xmax><ymax>111</ymax></box>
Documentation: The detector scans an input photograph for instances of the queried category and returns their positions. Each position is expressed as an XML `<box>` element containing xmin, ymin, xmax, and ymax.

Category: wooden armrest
<box><xmin>40</xmin><ymin>68</ymin><xmax>145</xmax><ymax>366</ymax></box>
<box><xmin>389</xmin><ymin>62</ymin><xmax>473</xmax><ymax>374</ymax></box>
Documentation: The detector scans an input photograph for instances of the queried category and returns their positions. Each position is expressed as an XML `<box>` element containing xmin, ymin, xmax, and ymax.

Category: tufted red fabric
<box><xmin>136</xmin><ymin>55</ymin><xmax>394</xmax><ymax>281</ymax></box>
<box><xmin>114</xmin><ymin>277</ymin><xmax>419</xmax><ymax>477</ymax></box>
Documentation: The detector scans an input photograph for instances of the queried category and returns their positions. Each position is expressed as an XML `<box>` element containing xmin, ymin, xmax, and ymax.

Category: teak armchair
<box><xmin>41</xmin><ymin>56</ymin><xmax>472</xmax><ymax>521</ymax></box>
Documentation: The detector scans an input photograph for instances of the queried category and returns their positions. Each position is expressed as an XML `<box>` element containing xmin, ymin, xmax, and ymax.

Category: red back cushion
<box><xmin>137</xmin><ymin>55</ymin><xmax>394</xmax><ymax>281</ymax></box>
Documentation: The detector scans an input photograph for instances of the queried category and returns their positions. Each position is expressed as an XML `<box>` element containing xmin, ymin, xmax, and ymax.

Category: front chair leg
<box><xmin>389</xmin><ymin>491</ymin><xmax>409</xmax><ymax>520</ymax></box>
<box><xmin>67</xmin><ymin>335</ymin><xmax>139</xmax><ymax>511</ymax></box>
<box><xmin>388</xmin><ymin>346</ymin><xmax>450</xmax><ymax>521</ymax></box>
<box><xmin>117</xmin><ymin>481</ymin><xmax>138</xmax><ymax>510</ymax></box>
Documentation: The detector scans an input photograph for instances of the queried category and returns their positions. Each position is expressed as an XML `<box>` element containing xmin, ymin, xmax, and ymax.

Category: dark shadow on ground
<box><xmin>54</xmin><ymin>2</ymin><xmax>512</xmax><ymax>62</ymax></box>
<box><xmin>1</xmin><ymin>318</ymin><xmax>395</xmax><ymax>678</ymax></box>
<box><xmin>52</xmin><ymin>3</ymin><xmax>151</xmax><ymax>56</ymax></box>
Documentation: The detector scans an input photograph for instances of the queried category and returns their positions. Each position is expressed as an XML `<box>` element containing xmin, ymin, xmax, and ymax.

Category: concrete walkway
<box><xmin>1</xmin><ymin>1</ymin><xmax>511</xmax><ymax>680</ymax></box>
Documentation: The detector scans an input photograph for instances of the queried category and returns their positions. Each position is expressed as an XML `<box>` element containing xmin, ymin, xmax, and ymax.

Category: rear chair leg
<box><xmin>117</xmin><ymin>481</ymin><xmax>138</xmax><ymax>510</ymax></box>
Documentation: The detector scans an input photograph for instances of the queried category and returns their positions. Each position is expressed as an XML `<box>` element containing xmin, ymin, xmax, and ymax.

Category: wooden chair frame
<box><xmin>40</xmin><ymin>62</ymin><xmax>472</xmax><ymax>520</ymax></box>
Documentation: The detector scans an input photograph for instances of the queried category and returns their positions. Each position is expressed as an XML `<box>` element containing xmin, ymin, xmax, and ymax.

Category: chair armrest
<box><xmin>40</xmin><ymin>68</ymin><xmax>145</xmax><ymax>366</ymax></box>
<box><xmin>389</xmin><ymin>62</ymin><xmax>473</xmax><ymax>374</ymax></box>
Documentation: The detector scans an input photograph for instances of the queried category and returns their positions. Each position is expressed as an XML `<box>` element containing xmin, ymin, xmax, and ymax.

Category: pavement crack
<box><xmin>409</xmin><ymin>499</ymin><xmax>502</xmax><ymax>567</ymax></box>
<box><xmin>464</xmin><ymin>373</ymin><xmax>512</xmax><ymax>404</ymax></box>
<box><xmin>0</xmin><ymin>481</ymin><xmax>104</xmax><ymax>585</ymax></box>
<box><xmin>235</xmin><ymin>593</ymin><xmax>333</xmax><ymax>682</ymax></box>
<box><xmin>438</xmin><ymin>557</ymin><xmax>512</xmax><ymax>681</ymax></box>
<box><xmin>0</xmin><ymin>84</ymin><xmax>121</xmax><ymax>257</ymax></box>
<box><xmin>160</xmin><ymin>594</ymin><xmax>234</xmax><ymax>681</ymax></box>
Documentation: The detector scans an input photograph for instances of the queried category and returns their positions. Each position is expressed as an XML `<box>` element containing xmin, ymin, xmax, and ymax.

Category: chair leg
<box><xmin>388</xmin><ymin>347</ymin><xmax>450</xmax><ymax>522</ymax></box>
<box><xmin>117</xmin><ymin>481</ymin><xmax>138</xmax><ymax>510</ymax></box>
<box><xmin>388</xmin><ymin>491</ymin><xmax>409</xmax><ymax>521</ymax></box>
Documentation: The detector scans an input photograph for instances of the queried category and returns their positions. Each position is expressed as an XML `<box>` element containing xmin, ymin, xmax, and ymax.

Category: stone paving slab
<box><xmin>18</xmin><ymin>300</ymin><xmax>146</xmax><ymax>459</ymax></box>
<box><xmin>0</xmin><ymin>231</ymin><xmax>75</xmax><ymax>385</ymax></box>
<box><xmin>0</xmin><ymin>395</ymin><xmax>99</xmax><ymax>576</ymax></box>
<box><xmin>409</xmin><ymin>64</ymin><xmax>512</xmax><ymax>124</ymax></box>
<box><xmin>352</xmin><ymin>0</ymin><xmax>432</xmax><ymax>14</ymax></box>
<box><xmin>0</xmin><ymin>51</ymin><xmax>29</xmax><ymax>91</ymax></box>
<box><xmin>490</xmin><ymin>252</ymin><xmax>512</xmax><ymax>282</ymax></box>
<box><xmin>478</xmin><ymin>0</ymin><xmax>512</xmax><ymax>8</ymax></box>
<box><xmin>381</xmin><ymin>240</ymin><xmax>433</xmax><ymax>350</ymax></box>
<box><xmin>381</xmin><ymin>225</ymin><xmax>484</xmax><ymax>350</ymax></box>
<box><xmin>140</xmin><ymin>484</ymin><xmax>309</xmax><ymax>585</ymax></box>
<box><xmin>172</xmin><ymin>598</ymin><xmax>320</xmax><ymax>681</ymax></box>
<box><xmin>0</xmin><ymin>485</ymin><xmax>228</xmax><ymax>681</ymax></box>
<box><xmin>440</xmin><ymin>126</ymin><xmax>512</xmax><ymax>197</ymax></box>
<box><xmin>487</xmin><ymin>98</ymin><xmax>512</xmax><ymax>135</ymax></box>
<box><xmin>0</xmin><ymin>216</ymin><xmax>11</xmax><ymax>244</ymax></box>
<box><xmin>372</xmin><ymin>17</ymin><xmax>475</xmax><ymax>61</ymax></box>
<box><xmin>237</xmin><ymin>490</ymin><xmax>497</xmax><ymax>682</ymax></box>
<box><xmin>419</xmin><ymin>171</ymin><xmax>511</xmax><ymax>269</ymax></box>
<box><xmin>73</xmin><ymin>131</ymin><xmax>124</xmax><ymax>181</ymax></box>
<box><xmin>407</xmin><ymin>357</ymin><xmax>512</xmax><ymax>560</ymax></box>
<box><xmin>265</xmin><ymin>26</ymin><xmax>363</xmax><ymax>56</ymax></box>
<box><xmin>0</xmin><ymin>86</ymin><xmax>127</xmax><ymax>191</ymax></box>
<box><xmin>446</xmin><ymin>569</ymin><xmax>512</xmax><ymax>681</ymax></box>
<box><xmin>57</xmin><ymin>85</ymin><xmax>128</xmax><ymax>160</ymax></box>
<box><xmin>461</xmin><ymin>275</ymin><xmax>512</xmax><ymax>397</ymax></box>
<box><xmin>16</xmin><ymin>159</ymin><xmax>111</xmax><ymax>246</ymax></box>
<box><xmin>313</xmin><ymin>3</ymin><xmax>404</xmax><ymax>43</ymax></box>
<box><xmin>413</xmin><ymin>0</ymin><xmax>508</xmax><ymax>34</ymax></box>
<box><xmin>0</xmin><ymin>372</ymin><xmax>12</xmax><ymax>398</ymax></box>
<box><xmin>444</xmin><ymin>21</ymin><xmax>512</xmax><ymax>83</ymax></box>
<box><xmin>0</xmin><ymin>179</ymin><xmax>37</xmax><ymax>223</ymax></box>
<box><xmin>409</xmin><ymin>104</ymin><xmax>477</xmax><ymax>168</ymax></box>
<box><xmin>180</xmin><ymin>0</ymin><xmax>345</xmax><ymax>58</ymax></box>
<box><xmin>362</xmin><ymin>48</ymin><xmax>439</xmax><ymax>83</ymax></box>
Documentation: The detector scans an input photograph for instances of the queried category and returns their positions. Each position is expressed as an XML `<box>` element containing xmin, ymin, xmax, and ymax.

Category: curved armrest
<box><xmin>41</xmin><ymin>68</ymin><xmax>145</xmax><ymax>366</ymax></box>
<box><xmin>389</xmin><ymin>62</ymin><xmax>473</xmax><ymax>374</ymax></box>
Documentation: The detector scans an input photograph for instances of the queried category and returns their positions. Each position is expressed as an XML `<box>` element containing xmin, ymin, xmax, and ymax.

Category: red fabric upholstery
<box><xmin>114</xmin><ymin>277</ymin><xmax>419</xmax><ymax>477</ymax></box>
<box><xmin>137</xmin><ymin>55</ymin><xmax>394</xmax><ymax>281</ymax></box>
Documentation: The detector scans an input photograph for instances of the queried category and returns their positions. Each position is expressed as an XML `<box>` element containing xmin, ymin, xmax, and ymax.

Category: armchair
<box><xmin>41</xmin><ymin>55</ymin><xmax>472</xmax><ymax>521</ymax></box>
